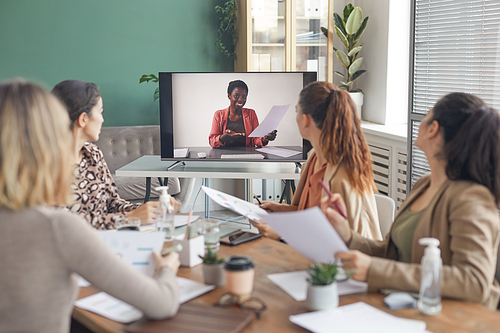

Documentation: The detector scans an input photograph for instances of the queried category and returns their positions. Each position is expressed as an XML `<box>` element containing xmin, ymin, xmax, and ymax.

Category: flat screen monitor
<box><xmin>159</xmin><ymin>72</ymin><xmax>316</xmax><ymax>162</ymax></box>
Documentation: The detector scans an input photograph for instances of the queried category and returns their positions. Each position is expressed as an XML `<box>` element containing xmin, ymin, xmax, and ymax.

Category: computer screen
<box><xmin>158</xmin><ymin>72</ymin><xmax>316</xmax><ymax>162</ymax></box>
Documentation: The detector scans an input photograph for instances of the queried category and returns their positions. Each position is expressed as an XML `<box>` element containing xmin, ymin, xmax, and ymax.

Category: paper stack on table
<box><xmin>267</xmin><ymin>271</ymin><xmax>367</xmax><ymax>301</ymax></box>
<box><xmin>290</xmin><ymin>302</ymin><xmax>429</xmax><ymax>333</ymax></box>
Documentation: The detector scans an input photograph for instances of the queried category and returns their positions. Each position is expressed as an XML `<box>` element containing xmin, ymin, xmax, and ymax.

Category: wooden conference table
<box><xmin>73</xmin><ymin>237</ymin><xmax>500</xmax><ymax>333</ymax></box>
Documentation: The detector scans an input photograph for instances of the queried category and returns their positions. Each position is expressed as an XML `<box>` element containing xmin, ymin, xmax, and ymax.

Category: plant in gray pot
<box><xmin>199</xmin><ymin>248</ymin><xmax>225</xmax><ymax>286</ymax></box>
<box><xmin>306</xmin><ymin>262</ymin><xmax>342</xmax><ymax>311</ymax></box>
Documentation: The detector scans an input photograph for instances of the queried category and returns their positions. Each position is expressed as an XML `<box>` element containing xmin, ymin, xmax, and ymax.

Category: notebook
<box><xmin>124</xmin><ymin>304</ymin><xmax>255</xmax><ymax>333</ymax></box>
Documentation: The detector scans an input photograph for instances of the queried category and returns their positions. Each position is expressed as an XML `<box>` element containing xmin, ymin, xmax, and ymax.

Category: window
<box><xmin>407</xmin><ymin>0</ymin><xmax>500</xmax><ymax>189</ymax></box>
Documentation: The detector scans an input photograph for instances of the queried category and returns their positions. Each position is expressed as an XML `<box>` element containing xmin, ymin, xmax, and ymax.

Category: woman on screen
<box><xmin>209</xmin><ymin>80</ymin><xmax>277</xmax><ymax>148</ymax></box>
<box><xmin>322</xmin><ymin>92</ymin><xmax>500</xmax><ymax>309</ymax></box>
<box><xmin>252</xmin><ymin>82</ymin><xmax>382</xmax><ymax>241</ymax></box>
<box><xmin>0</xmin><ymin>80</ymin><xmax>180</xmax><ymax>331</ymax></box>
<box><xmin>52</xmin><ymin>80</ymin><xmax>180</xmax><ymax>230</ymax></box>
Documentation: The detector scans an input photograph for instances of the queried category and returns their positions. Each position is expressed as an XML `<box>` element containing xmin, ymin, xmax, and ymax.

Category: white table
<box><xmin>116</xmin><ymin>155</ymin><xmax>302</xmax><ymax>218</ymax></box>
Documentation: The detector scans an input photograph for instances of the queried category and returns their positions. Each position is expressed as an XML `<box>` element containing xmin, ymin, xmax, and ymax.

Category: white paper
<box><xmin>248</xmin><ymin>104</ymin><xmax>290</xmax><ymax>137</ymax></box>
<box><xmin>75</xmin><ymin>292</ymin><xmax>143</xmax><ymax>323</ymax></box>
<box><xmin>174</xmin><ymin>148</ymin><xmax>189</xmax><ymax>158</ymax></box>
<box><xmin>267</xmin><ymin>271</ymin><xmax>367</xmax><ymax>302</ymax></box>
<box><xmin>177</xmin><ymin>277</ymin><xmax>215</xmax><ymax>303</ymax></box>
<box><xmin>96</xmin><ymin>231</ymin><xmax>165</xmax><ymax>277</ymax></box>
<box><xmin>259</xmin><ymin>207</ymin><xmax>348</xmax><ymax>263</ymax></box>
<box><xmin>201</xmin><ymin>186</ymin><xmax>268</xmax><ymax>221</ymax></box>
<box><xmin>77</xmin><ymin>275</ymin><xmax>91</xmax><ymax>287</ymax></box>
<box><xmin>289</xmin><ymin>302</ymin><xmax>427</xmax><ymax>333</ymax></box>
<box><xmin>256</xmin><ymin>146</ymin><xmax>301</xmax><ymax>158</ymax></box>
<box><xmin>75</xmin><ymin>277</ymin><xmax>215</xmax><ymax>324</ymax></box>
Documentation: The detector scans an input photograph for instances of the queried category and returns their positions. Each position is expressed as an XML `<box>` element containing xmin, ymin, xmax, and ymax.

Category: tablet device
<box><xmin>220</xmin><ymin>231</ymin><xmax>262</xmax><ymax>246</ymax></box>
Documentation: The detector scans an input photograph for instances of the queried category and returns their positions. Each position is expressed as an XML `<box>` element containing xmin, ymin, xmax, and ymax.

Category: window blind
<box><xmin>408</xmin><ymin>0</ymin><xmax>500</xmax><ymax>189</ymax></box>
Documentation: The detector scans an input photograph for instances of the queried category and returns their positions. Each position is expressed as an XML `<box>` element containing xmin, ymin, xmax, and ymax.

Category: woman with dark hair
<box><xmin>252</xmin><ymin>81</ymin><xmax>382</xmax><ymax>241</ymax></box>
<box><xmin>0</xmin><ymin>80</ymin><xmax>180</xmax><ymax>331</ymax></box>
<box><xmin>323</xmin><ymin>92</ymin><xmax>500</xmax><ymax>309</ymax></box>
<box><xmin>52</xmin><ymin>80</ymin><xmax>180</xmax><ymax>230</ymax></box>
<box><xmin>209</xmin><ymin>80</ymin><xmax>277</xmax><ymax>148</ymax></box>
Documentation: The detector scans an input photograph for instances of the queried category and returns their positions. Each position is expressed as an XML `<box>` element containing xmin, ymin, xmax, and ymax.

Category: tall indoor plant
<box><xmin>322</xmin><ymin>3</ymin><xmax>369</xmax><ymax>117</ymax></box>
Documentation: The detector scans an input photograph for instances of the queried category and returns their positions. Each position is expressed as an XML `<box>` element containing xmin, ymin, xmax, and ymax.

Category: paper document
<box><xmin>289</xmin><ymin>302</ymin><xmax>427</xmax><ymax>333</ymax></box>
<box><xmin>96</xmin><ymin>231</ymin><xmax>164</xmax><ymax>277</ymax></box>
<box><xmin>256</xmin><ymin>146</ymin><xmax>301</xmax><ymax>158</ymax></box>
<box><xmin>248</xmin><ymin>104</ymin><xmax>290</xmax><ymax>137</ymax></box>
<box><xmin>76</xmin><ymin>277</ymin><xmax>215</xmax><ymax>324</ymax></box>
<box><xmin>267</xmin><ymin>271</ymin><xmax>367</xmax><ymax>301</ymax></box>
<box><xmin>174</xmin><ymin>148</ymin><xmax>189</xmax><ymax>158</ymax></box>
<box><xmin>75</xmin><ymin>292</ymin><xmax>143</xmax><ymax>323</ymax></box>
<box><xmin>178</xmin><ymin>277</ymin><xmax>216</xmax><ymax>303</ymax></box>
<box><xmin>259</xmin><ymin>207</ymin><xmax>348</xmax><ymax>263</ymax></box>
<box><xmin>202</xmin><ymin>186</ymin><xmax>268</xmax><ymax>221</ymax></box>
<box><xmin>77</xmin><ymin>275</ymin><xmax>90</xmax><ymax>287</ymax></box>
<box><xmin>139</xmin><ymin>215</ymin><xmax>200</xmax><ymax>232</ymax></box>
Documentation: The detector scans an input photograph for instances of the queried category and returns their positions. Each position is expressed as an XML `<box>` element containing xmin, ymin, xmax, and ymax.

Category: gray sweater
<box><xmin>0</xmin><ymin>206</ymin><xmax>179</xmax><ymax>332</ymax></box>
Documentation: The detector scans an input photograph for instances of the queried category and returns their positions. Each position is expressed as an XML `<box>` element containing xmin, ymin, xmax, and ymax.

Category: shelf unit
<box><xmin>235</xmin><ymin>0</ymin><xmax>335</xmax><ymax>82</ymax></box>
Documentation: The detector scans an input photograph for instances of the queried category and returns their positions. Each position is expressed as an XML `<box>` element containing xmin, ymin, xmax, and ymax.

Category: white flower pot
<box><xmin>203</xmin><ymin>263</ymin><xmax>225</xmax><ymax>286</ymax></box>
<box><xmin>348</xmin><ymin>92</ymin><xmax>364</xmax><ymax>120</ymax></box>
<box><xmin>305</xmin><ymin>282</ymin><xmax>339</xmax><ymax>311</ymax></box>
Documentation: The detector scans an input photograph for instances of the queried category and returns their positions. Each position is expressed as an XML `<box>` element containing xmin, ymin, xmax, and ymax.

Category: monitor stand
<box><xmin>167</xmin><ymin>160</ymin><xmax>185</xmax><ymax>171</ymax></box>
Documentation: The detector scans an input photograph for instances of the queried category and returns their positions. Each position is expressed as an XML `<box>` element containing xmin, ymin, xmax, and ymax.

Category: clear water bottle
<box><xmin>155</xmin><ymin>186</ymin><xmax>175</xmax><ymax>241</ymax></box>
<box><xmin>417</xmin><ymin>237</ymin><xmax>442</xmax><ymax>315</ymax></box>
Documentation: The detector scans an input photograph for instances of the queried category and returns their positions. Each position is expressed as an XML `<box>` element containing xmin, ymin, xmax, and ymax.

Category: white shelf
<box><xmin>360</xmin><ymin>121</ymin><xmax>407</xmax><ymax>143</ymax></box>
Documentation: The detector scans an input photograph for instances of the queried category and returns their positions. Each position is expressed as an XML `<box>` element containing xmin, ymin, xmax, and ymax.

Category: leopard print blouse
<box><xmin>68</xmin><ymin>143</ymin><xmax>140</xmax><ymax>230</ymax></box>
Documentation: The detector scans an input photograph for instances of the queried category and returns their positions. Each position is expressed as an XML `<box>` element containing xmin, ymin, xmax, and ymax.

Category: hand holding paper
<box><xmin>248</xmin><ymin>105</ymin><xmax>290</xmax><ymax>137</ymax></box>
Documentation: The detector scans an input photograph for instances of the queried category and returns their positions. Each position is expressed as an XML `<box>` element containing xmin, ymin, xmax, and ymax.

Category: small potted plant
<box><xmin>306</xmin><ymin>262</ymin><xmax>342</xmax><ymax>311</ymax></box>
<box><xmin>199</xmin><ymin>248</ymin><xmax>225</xmax><ymax>286</ymax></box>
<box><xmin>321</xmin><ymin>3</ymin><xmax>369</xmax><ymax>118</ymax></box>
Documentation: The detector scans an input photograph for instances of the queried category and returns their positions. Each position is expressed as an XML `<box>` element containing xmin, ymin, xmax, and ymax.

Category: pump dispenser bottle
<box><xmin>155</xmin><ymin>186</ymin><xmax>175</xmax><ymax>241</ymax></box>
<box><xmin>417</xmin><ymin>237</ymin><xmax>442</xmax><ymax>315</ymax></box>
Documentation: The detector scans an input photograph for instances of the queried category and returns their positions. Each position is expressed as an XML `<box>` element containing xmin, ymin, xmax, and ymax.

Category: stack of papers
<box><xmin>75</xmin><ymin>277</ymin><xmax>215</xmax><ymax>324</ymax></box>
<box><xmin>267</xmin><ymin>271</ymin><xmax>367</xmax><ymax>301</ymax></box>
<box><xmin>290</xmin><ymin>302</ymin><xmax>429</xmax><ymax>333</ymax></box>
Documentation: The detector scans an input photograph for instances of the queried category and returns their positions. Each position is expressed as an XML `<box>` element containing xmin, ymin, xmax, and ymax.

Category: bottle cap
<box><xmin>155</xmin><ymin>186</ymin><xmax>170</xmax><ymax>204</ymax></box>
<box><xmin>419</xmin><ymin>237</ymin><xmax>441</xmax><ymax>258</ymax></box>
<box><xmin>224</xmin><ymin>256</ymin><xmax>254</xmax><ymax>271</ymax></box>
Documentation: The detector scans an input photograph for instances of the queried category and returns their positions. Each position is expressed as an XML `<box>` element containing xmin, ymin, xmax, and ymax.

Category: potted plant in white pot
<box><xmin>322</xmin><ymin>3</ymin><xmax>369</xmax><ymax>119</ymax></box>
<box><xmin>306</xmin><ymin>262</ymin><xmax>342</xmax><ymax>311</ymax></box>
<box><xmin>199</xmin><ymin>248</ymin><xmax>225</xmax><ymax>286</ymax></box>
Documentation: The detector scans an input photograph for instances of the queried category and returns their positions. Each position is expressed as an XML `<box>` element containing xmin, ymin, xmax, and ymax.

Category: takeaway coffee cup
<box><xmin>224</xmin><ymin>256</ymin><xmax>255</xmax><ymax>302</ymax></box>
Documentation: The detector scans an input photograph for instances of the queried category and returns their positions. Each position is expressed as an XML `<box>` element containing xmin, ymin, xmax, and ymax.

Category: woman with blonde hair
<box><xmin>323</xmin><ymin>92</ymin><xmax>500</xmax><ymax>309</ymax></box>
<box><xmin>0</xmin><ymin>80</ymin><xmax>180</xmax><ymax>332</ymax></box>
<box><xmin>253</xmin><ymin>81</ymin><xmax>382</xmax><ymax>241</ymax></box>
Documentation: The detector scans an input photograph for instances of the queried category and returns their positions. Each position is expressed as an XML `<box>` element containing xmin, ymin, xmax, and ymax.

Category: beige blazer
<box><xmin>350</xmin><ymin>174</ymin><xmax>500</xmax><ymax>310</ymax></box>
<box><xmin>292</xmin><ymin>149</ymin><xmax>382</xmax><ymax>241</ymax></box>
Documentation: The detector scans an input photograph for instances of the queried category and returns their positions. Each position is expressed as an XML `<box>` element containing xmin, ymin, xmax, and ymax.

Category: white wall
<box><xmin>333</xmin><ymin>0</ymin><xmax>410</xmax><ymax>125</ymax></box>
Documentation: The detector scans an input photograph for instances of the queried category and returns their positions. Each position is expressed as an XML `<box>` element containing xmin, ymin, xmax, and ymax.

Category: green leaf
<box><xmin>334</xmin><ymin>71</ymin><xmax>345</xmax><ymax>79</ymax></box>
<box><xmin>349</xmin><ymin>57</ymin><xmax>363</xmax><ymax>75</ymax></box>
<box><xmin>353</xmin><ymin>16</ymin><xmax>369</xmax><ymax>44</ymax></box>
<box><xmin>335</xmin><ymin>50</ymin><xmax>350</xmax><ymax>69</ymax></box>
<box><xmin>153</xmin><ymin>87</ymin><xmax>159</xmax><ymax>102</ymax></box>
<box><xmin>350</xmin><ymin>69</ymin><xmax>367</xmax><ymax>82</ymax></box>
<box><xmin>348</xmin><ymin>46</ymin><xmax>362</xmax><ymax>57</ymax></box>
<box><xmin>343</xmin><ymin>3</ymin><xmax>355</xmax><ymax>24</ymax></box>
<box><xmin>346</xmin><ymin>7</ymin><xmax>363</xmax><ymax>35</ymax></box>
<box><xmin>332</xmin><ymin>45</ymin><xmax>338</xmax><ymax>52</ymax></box>
<box><xmin>320</xmin><ymin>26</ymin><xmax>328</xmax><ymax>38</ymax></box>
<box><xmin>333</xmin><ymin>12</ymin><xmax>346</xmax><ymax>37</ymax></box>
<box><xmin>334</xmin><ymin>26</ymin><xmax>349</xmax><ymax>49</ymax></box>
<box><xmin>340</xmin><ymin>81</ymin><xmax>353</xmax><ymax>86</ymax></box>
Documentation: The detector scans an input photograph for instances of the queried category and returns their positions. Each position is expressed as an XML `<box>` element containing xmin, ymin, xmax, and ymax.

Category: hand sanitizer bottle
<box><xmin>417</xmin><ymin>237</ymin><xmax>442</xmax><ymax>315</ymax></box>
<box><xmin>155</xmin><ymin>186</ymin><xmax>175</xmax><ymax>241</ymax></box>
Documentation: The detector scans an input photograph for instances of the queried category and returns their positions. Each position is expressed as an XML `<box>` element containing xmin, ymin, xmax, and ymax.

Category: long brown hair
<box><xmin>299</xmin><ymin>81</ymin><xmax>376</xmax><ymax>194</ymax></box>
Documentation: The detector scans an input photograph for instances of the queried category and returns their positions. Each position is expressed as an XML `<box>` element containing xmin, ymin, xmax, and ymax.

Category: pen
<box><xmin>184</xmin><ymin>209</ymin><xmax>193</xmax><ymax>240</ymax></box>
<box><xmin>253</xmin><ymin>195</ymin><xmax>263</xmax><ymax>207</ymax></box>
<box><xmin>318</xmin><ymin>179</ymin><xmax>348</xmax><ymax>220</ymax></box>
<box><xmin>161</xmin><ymin>244</ymin><xmax>183</xmax><ymax>256</ymax></box>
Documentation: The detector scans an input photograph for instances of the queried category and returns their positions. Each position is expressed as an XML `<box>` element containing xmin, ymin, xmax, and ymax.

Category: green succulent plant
<box><xmin>139</xmin><ymin>73</ymin><xmax>159</xmax><ymax>102</ymax></box>
<box><xmin>307</xmin><ymin>262</ymin><xmax>340</xmax><ymax>286</ymax></box>
<box><xmin>199</xmin><ymin>247</ymin><xmax>225</xmax><ymax>265</ymax></box>
<box><xmin>321</xmin><ymin>3</ymin><xmax>369</xmax><ymax>93</ymax></box>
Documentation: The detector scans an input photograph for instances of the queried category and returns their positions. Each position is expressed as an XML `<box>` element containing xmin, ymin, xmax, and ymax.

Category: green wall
<box><xmin>0</xmin><ymin>0</ymin><xmax>233</xmax><ymax>126</ymax></box>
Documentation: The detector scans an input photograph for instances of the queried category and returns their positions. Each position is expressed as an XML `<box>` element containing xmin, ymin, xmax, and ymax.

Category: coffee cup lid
<box><xmin>224</xmin><ymin>256</ymin><xmax>254</xmax><ymax>271</ymax></box>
